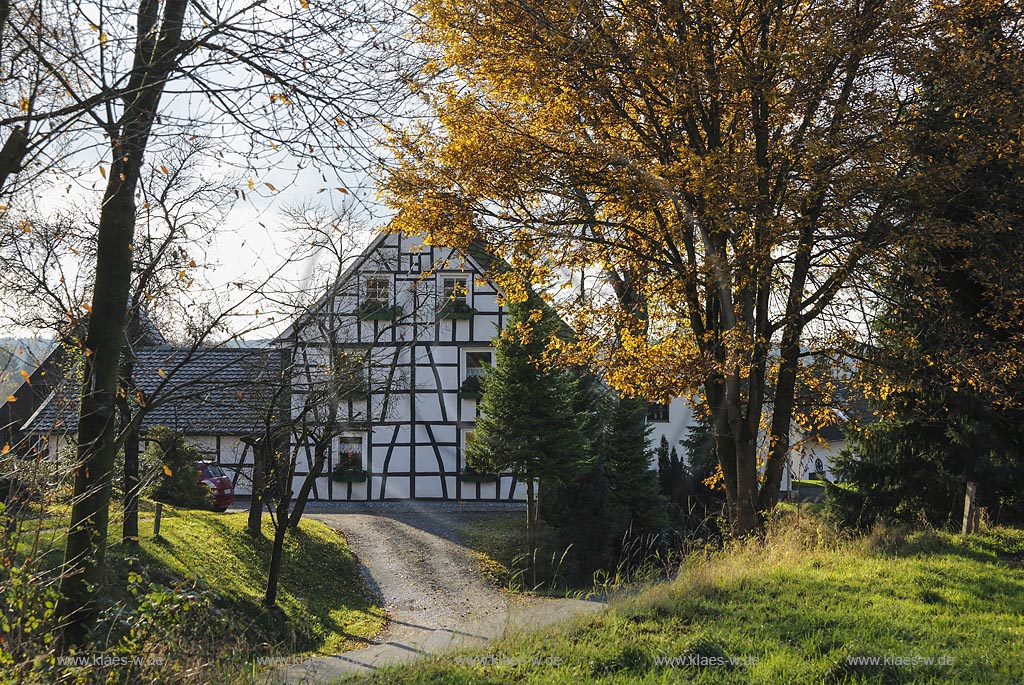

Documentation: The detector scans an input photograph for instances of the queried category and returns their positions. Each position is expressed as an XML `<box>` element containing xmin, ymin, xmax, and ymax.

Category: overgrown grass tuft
<box><xmin>352</xmin><ymin>519</ymin><xmax>1024</xmax><ymax>684</ymax></box>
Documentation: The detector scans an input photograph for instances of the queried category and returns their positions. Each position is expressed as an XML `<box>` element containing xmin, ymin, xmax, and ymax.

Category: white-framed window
<box><xmin>365</xmin><ymin>276</ymin><xmax>389</xmax><ymax>303</ymax></box>
<box><xmin>336</xmin><ymin>434</ymin><xmax>365</xmax><ymax>470</ymax></box>
<box><xmin>464</xmin><ymin>350</ymin><xmax>493</xmax><ymax>379</ymax></box>
<box><xmin>441</xmin><ymin>276</ymin><xmax>469</xmax><ymax>304</ymax></box>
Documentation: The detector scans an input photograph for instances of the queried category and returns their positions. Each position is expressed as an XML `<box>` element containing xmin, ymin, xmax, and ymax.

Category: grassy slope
<box><xmin>13</xmin><ymin>503</ymin><xmax>384</xmax><ymax>655</ymax></box>
<box><xmin>352</xmin><ymin>524</ymin><xmax>1024</xmax><ymax>684</ymax></box>
<box><xmin>120</xmin><ymin>508</ymin><xmax>385</xmax><ymax>654</ymax></box>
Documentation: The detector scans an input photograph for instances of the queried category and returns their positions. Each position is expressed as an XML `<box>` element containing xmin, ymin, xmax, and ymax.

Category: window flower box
<box><xmin>460</xmin><ymin>468</ymin><xmax>500</xmax><ymax>483</ymax></box>
<box><xmin>332</xmin><ymin>449</ymin><xmax>367</xmax><ymax>482</ymax></box>
<box><xmin>355</xmin><ymin>300</ymin><xmax>402</xmax><ymax>321</ymax></box>
<box><xmin>437</xmin><ymin>300</ymin><xmax>476</xmax><ymax>320</ymax></box>
<box><xmin>331</xmin><ymin>467</ymin><xmax>368</xmax><ymax>483</ymax></box>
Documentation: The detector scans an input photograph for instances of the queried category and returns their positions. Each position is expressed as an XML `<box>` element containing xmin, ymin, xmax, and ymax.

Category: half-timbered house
<box><xmin>263</xmin><ymin>227</ymin><xmax>696</xmax><ymax>502</ymax></box>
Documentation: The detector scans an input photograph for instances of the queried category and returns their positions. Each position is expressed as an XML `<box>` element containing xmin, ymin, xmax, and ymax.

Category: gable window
<box><xmin>365</xmin><ymin>277</ymin><xmax>389</xmax><ymax>304</ymax></box>
<box><xmin>356</xmin><ymin>277</ymin><xmax>401</xmax><ymax>320</ymax></box>
<box><xmin>438</xmin><ymin>275</ymin><xmax>475</xmax><ymax>319</ymax></box>
<box><xmin>647</xmin><ymin>402</ymin><xmax>670</xmax><ymax>423</ymax></box>
<box><xmin>442</xmin><ymin>276</ymin><xmax>468</xmax><ymax>304</ymax></box>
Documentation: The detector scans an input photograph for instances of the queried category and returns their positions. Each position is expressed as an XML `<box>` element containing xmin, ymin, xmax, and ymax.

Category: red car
<box><xmin>196</xmin><ymin>462</ymin><xmax>234</xmax><ymax>512</ymax></box>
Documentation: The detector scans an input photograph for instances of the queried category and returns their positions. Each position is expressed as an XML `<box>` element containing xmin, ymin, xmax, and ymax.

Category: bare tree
<box><xmin>4</xmin><ymin>0</ymin><xmax>414</xmax><ymax>641</ymax></box>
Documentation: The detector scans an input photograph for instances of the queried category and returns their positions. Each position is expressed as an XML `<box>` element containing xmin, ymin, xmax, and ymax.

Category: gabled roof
<box><xmin>274</xmin><ymin>228</ymin><xmax>392</xmax><ymax>342</ymax></box>
<box><xmin>24</xmin><ymin>346</ymin><xmax>280</xmax><ymax>437</ymax></box>
<box><xmin>275</xmin><ymin>226</ymin><xmax>574</xmax><ymax>342</ymax></box>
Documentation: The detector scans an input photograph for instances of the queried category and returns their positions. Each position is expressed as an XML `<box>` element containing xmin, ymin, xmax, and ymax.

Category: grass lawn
<box><xmin>350</xmin><ymin>523</ymin><xmax>1024</xmax><ymax>684</ymax></box>
<box><xmin>122</xmin><ymin>507</ymin><xmax>385</xmax><ymax>654</ymax></box>
<box><xmin>457</xmin><ymin>514</ymin><xmax>526</xmax><ymax>588</ymax></box>
<box><xmin>9</xmin><ymin>502</ymin><xmax>384</xmax><ymax>656</ymax></box>
<box><xmin>457</xmin><ymin>514</ymin><xmax>588</xmax><ymax>593</ymax></box>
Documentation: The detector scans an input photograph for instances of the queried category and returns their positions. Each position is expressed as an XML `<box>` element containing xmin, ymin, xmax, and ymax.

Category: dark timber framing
<box><xmin>276</xmin><ymin>229</ymin><xmax>520</xmax><ymax>502</ymax></box>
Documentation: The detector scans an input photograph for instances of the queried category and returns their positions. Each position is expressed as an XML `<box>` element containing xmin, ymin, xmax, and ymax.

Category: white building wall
<box><xmin>281</xmin><ymin>229</ymin><xmax>699</xmax><ymax>502</ymax></box>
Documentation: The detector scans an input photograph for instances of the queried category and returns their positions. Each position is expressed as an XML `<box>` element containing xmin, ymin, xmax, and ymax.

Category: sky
<box><xmin>0</xmin><ymin>0</ymin><xmax>420</xmax><ymax>343</ymax></box>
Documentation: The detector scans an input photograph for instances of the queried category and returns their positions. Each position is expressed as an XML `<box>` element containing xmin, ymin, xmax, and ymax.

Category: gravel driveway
<box><xmin>275</xmin><ymin>502</ymin><xmax>604</xmax><ymax>683</ymax></box>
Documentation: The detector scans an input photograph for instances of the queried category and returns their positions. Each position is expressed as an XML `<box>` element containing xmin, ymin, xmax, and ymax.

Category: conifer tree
<box><xmin>834</xmin><ymin>0</ymin><xmax>1024</xmax><ymax>526</ymax></box>
<box><xmin>467</xmin><ymin>300</ymin><xmax>589</xmax><ymax>585</ymax></box>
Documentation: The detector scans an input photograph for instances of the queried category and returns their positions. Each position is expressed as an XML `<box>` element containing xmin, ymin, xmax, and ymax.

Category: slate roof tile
<box><xmin>24</xmin><ymin>347</ymin><xmax>281</xmax><ymax>437</ymax></box>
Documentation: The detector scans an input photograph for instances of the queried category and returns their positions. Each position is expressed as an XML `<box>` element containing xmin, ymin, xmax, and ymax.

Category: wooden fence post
<box><xmin>962</xmin><ymin>481</ymin><xmax>977</xmax><ymax>535</ymax></box>
<box><xmin>154</xmin><ymin>502</ymin><xmax>163</xmax><ymax>537</ymax></box>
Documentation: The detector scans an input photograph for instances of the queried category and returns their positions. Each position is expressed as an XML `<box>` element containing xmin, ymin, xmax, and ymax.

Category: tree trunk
<box><xmin>733</xmin><ymin>439</ymin><xmax>761</xmax><ymax>536</ymax></box>
<box><xmin>264</xmin><ymin>455</ymin><xmax>292</xmax><ymax>607</ymax></box>
<box><xmin>248</xmin><ymin>442</ymin><xmax>266</xmax><ymax>538</ymax></box>
<box><xmin>758</xmin><ymin>333</ymin><xmax>802</xmax><ymax>513</ymax></box>
<box><xmin>526</xmin><ymin>478</ymin><xmax>537</xmax><ymax>588</ymax></box>
<box><xmin>57</xmin><ymin>187</ymin><xmax>138</xmax><ymax>644</ymax></box>
<box><xmin>265</xmin><ymin>507</ymin><xmax>289</xmax><ymax>606</ymax></box>
<box><xmin>264</xmin><ymin>504</ymin><xmax>289</xmax><ymax>607</ymax></box>
<box><xmin>118</xmin><ymin>345</ymin><xmax>140</xmax><ymax>549</ymax></box>
<box><xmin>57</xmin><ymin>0</ymin><xmax>187</xmax><ymax>644</ymax></box>
<box><xmin>0</xmin><ymin>126</ymin><xmax>28</xmax><ymax>193</ymax></box>
<box><xmin>288</xmin><ymin>442</ymin><xmax>327</xmax><ymax>530</ymax></box>
<box><xmin>122</xmin><ymin>428</ymin><xmax>141</xmax><ymax>546</ymax></box>
<box><xmin>115</xmin><ymin>390</ymin><xmax>141</xmax><ymax>549</ymax></box>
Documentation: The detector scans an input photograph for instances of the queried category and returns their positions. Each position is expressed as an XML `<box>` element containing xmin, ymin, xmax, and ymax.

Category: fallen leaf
<box><xmin>20</xmin><ymin>369</ymin><xmax>30</xmax><ymax>385</ymax></box>
<box><xmin>162</xmin><ymin>465</ymin><xmax>173</xmax><ymax>477</ymax></box>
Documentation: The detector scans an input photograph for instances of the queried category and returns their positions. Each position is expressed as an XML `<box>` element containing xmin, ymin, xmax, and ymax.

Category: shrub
<box><xmin>143</xmin><ymin>427</ymin><xmax>211</xmax><ymax>510</ymax></box>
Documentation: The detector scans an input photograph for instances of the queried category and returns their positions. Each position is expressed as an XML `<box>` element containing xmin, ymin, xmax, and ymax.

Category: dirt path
<box><xmin>275</xmin><ymin>503</ymin><xmax>603</xmax><ymax>683</ymax></box>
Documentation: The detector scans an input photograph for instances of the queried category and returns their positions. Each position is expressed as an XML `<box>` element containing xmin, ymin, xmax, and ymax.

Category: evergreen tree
<box><xmin>666</xmin><ymin>411</ymin><xmax>723</xmax><ymax>534</ymax></box>
<box><xmin>467</xmin><ymin>300</ymin><xmax>589</xmax><ymax>585</ymax></box>
<box><xmin>539</xmin><ymin>372</ymin><xmax>617</xmax><ymax>584</ymax></box>
<box><xmin>656</xmin><ymin>436</ymin><xmax>672</xmax><ymax>496</ymax></box>
<box><xmin>834</xmin><ymin>0</ymin><xmax>1024</xmax><ymax>527</ymax></box>
<box><xmin>604</xmin><ymin>396</ymin><xmax>668</xmax><ymax>552</ymax></box>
